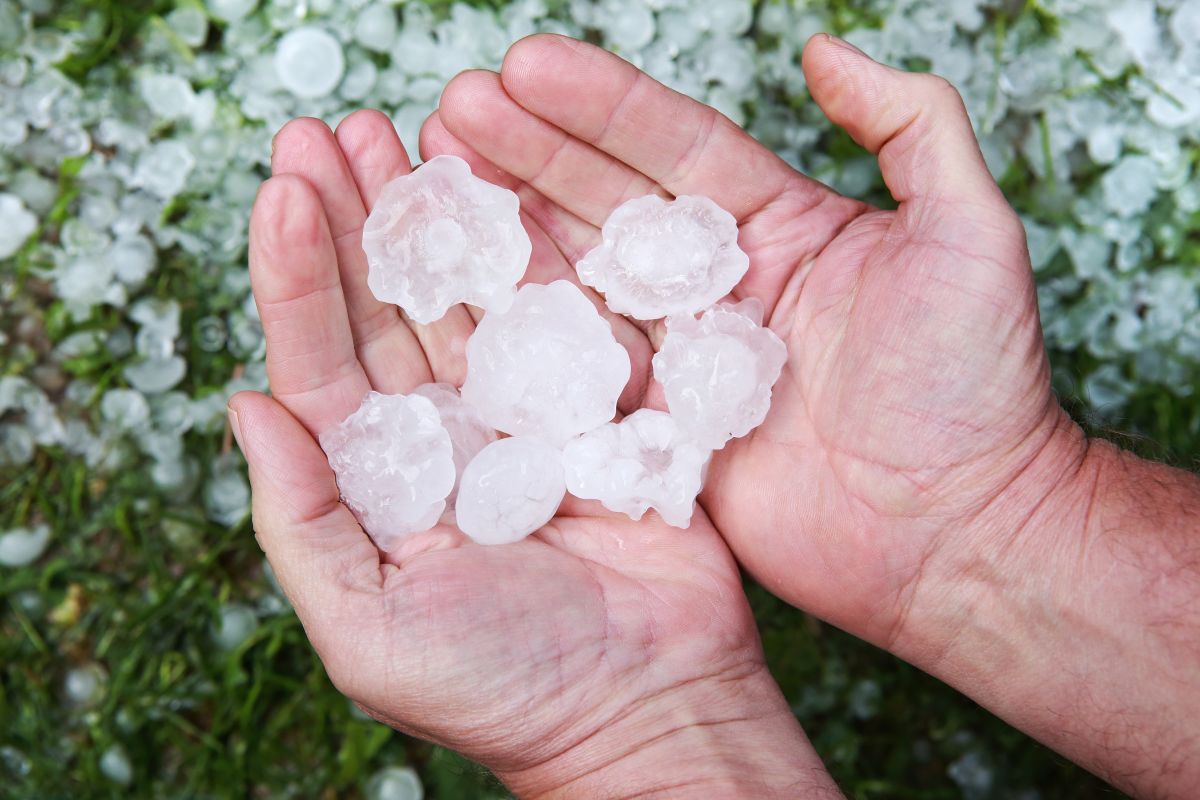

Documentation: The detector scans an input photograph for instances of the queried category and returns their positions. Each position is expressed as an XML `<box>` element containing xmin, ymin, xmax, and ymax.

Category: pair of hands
<box><xmin>230</xmin><ymin>33</ymin><xmax>1147</xmax><ymax>797</ymax></box>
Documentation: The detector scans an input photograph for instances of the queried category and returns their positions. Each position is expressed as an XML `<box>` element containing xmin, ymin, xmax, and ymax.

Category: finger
<box><xmin>420</xmin><ymin>114</ymin><xmax>655</xmax><ymax>412</ymax></box>
<box><xmin>500</xmin><ymin>34</ymin><xmax>828</xmax><ymax>221</ymax></box>
<box><xmin>273</xmin><ymin>117</ymin><xmax>430</xmax><ymax>394</ymax></box>
<box><xmin>336</xmin><ymin>109</ymin><xmax>474</xmax><ymax>387</ymax></box>
<box><xmin>801</xmin><ymin>34</ymin><xmax>1008</xmax><ymax>208</ymax></box>
<box><xmin>249</xmin><ymin>175</ymin><xmax>371</xmax><ymax>434</ymax></box>
<box><xmin>228</xmin><ymin>391</ymin><xmax>382</xmax><ymax>643</ymax></box>
<box><xmin>439</xmin><ymin>69</ymin><xmax>661</xmax><ymax>228</ymax></box>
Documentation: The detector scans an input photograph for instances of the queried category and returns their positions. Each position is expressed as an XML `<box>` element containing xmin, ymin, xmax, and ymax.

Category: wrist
<box><xmin>494</xmin><ymin>665</ymin><xmax>841</xmax><ymax>799</ymax></box>
<box><xmin>891</xmin><ymin>408</ymin><xmax>1200</xmax><ymax>797</ymax></box>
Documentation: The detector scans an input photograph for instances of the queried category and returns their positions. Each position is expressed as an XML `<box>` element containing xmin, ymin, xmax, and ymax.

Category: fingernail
<box><xmin>825</xmin><ymin>33</ymin><xmax>869</xmax><ymax>59</ymax></box>
<box><xmin>228</xmin><ymin>406</ymin><xmax>245</xmax><ymax>453</ymax></box>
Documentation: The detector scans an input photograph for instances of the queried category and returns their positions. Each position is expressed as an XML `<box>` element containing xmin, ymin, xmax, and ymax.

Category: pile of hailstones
<box><xmin>321</xmin><ymin>155</ymin><xmax>786</xmax><ymax>549</ymax></box>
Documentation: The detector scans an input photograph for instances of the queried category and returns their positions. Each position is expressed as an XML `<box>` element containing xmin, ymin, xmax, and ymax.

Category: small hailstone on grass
<box><xmin>454</xmin><ymin>437</ymin><xmax>566</xmax><ymax>545</ymax></box>
<box><xmin>274</xmin><ymin>26</ymin><xmax>345</xmax><ymax>99</ymax></box>
<box><xmin>577</xmin><ymin>195</ymin><xmax>750</xmax><ymax>320</ymax></box>
<box><xmin>320</xmin><ymin>392</ymin><xmax>455</xmax><ymax>550</ymax></box>
<box><xmin>0</xmin><ymin>193</ymin><xmax>38</xmax><ymax>259</ymax></box>
<box><xmin>213</xmin><ymin>602</ymin><xmax>258</xmax><ymax>650</ymax></box>
<box><xmin>63</xmin><ymin>663</ymin><xmax>107</xmax><ymax>707</ymax></box>
<box><xmin>652</xmin><ymin>299</ymin><xmax>787</xmax><ymax>450</ymax></box>
<box><xmin>0</xmin><ymin>524</ymin><xmax>51</xmax><ymax>567</ymax></box>
<box><xmin>99</xmin><ymin>744</ymin><xmax>133</xmax><ymax>786</ymax></box>
<box><xmin>563</xmin><ymin>409</ymin><xmax>711</xmax><ymax>528</ymax></box>
<box><xmin>461</xmin><ymin>280</ymin><xmax>631</xmax><ymax>446</ymax></box>
<box><xmin>362</xmin><ymin>155</ymin><xmax>531</xmax><ymax>324</ymax></box>
<box><xmin>411</xmin><ymin>383</ymin><xmax>497</xmax><ymax>507</ymax></box>
<box><xmin>365</xmin><ymin>766</ymin><xmax>424</xmax><ymax>800</ymax></box>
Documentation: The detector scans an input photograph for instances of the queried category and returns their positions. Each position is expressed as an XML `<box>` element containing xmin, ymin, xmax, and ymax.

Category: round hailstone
<box><xmin>363</xmin><ymin>155</ymin><xmax>532</xmax><ymax>324</ymax></box>
<box><xmin>576</xmin><ymin>194</ymin><xmax>750</xmax><ymax>320</ymax></box>
<box><xmin>411</xmin><ymin>383</ymin><xmax>497</xmax><ymax>506</ymax></box>
<box><xmin>652</xmin><ymin>299</ymin><xmax>787</xmax><ymax>450</ymax></box>
<box><xmin>563</xmin><ymin>409</ymin><xmax>711</xmax><ymax>528</ymax></box>
<box><xmin>461</xmin><ymin>280</ymin><xmax>632</xmax><ymax>445</ymax></box>
<box><xmin>455</xmin><ymin>437</ymin><xmax>566</xmax><ymax>545</ymax></box>
<box><xmin>319</xmin><ymin>392</ymin><xmax>455</xmax><ymax>551</ymax></box>
<box><xmin>274</xmin><ymin>26</ymin><xmax>345</xmax><ymax>100</ymax></box>
<box><xmin>354</xmin><ymin>3</ymin><xmax>398</xmax><ymax>53</ymax></box>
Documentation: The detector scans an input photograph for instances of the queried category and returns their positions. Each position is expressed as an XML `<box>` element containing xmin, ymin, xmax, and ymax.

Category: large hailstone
<box><xmin>274</xmin><ymin>26</ymin><xmax>345</xmax><ymax>99</ymax></box>
<box><xmin>455</xmin><ymin>437</ymin><xmax>566</xmax><ymax>545</ymax></box>
<box><xmin>576</xmin><ymin>194</ymin><xmax>749</xmax><ymax>320</ymax></box>
<box><xmin>562</xmin><ymin>409</ymin><xmax>711</xmax><ymax>528</ymax></box>
<box><xmin>412</xmin><ymin>382</ymin><xmax>497</xmax><ymax>506</ymax></box>
<box><xmin>362</xmin><ymin>155</ymin><xmax>532</xmax><ymax>324</ymax></box>
<box><xmin>652</xmin><ymin>299</ymin><xmax>787</xmax><ymax>450</ymax></box>
<box><xmin>461</xmin><ymin>280</ymin><xmax>631</xmax><ymax>445</ymax></box>
<box><xmin>319</xmin><ymin>392</ymin><xmax>455</xmax><ymax>551</ymax></box>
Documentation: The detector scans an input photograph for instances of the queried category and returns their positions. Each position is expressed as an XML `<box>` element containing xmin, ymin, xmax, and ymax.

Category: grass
<box><xmin>2</xmin><ymin>0</ymin><xmax>1195</xmax><ymax>797</ymax></box>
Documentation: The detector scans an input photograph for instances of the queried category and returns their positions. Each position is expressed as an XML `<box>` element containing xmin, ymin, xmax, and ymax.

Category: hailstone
<box><xmin>319</xmin><ymin>391</ymin><xmax>455</xmax><ymax>551</ymax></box>
<box><xmin>652</xmin><ymin>298</ymin><xmax>787</xmax><ymax>449</ymax></box>
<box><xmin>362</xmin><ymin>155</ymin><xmax>531</xmax><ymax>324</ymax></box>
<box><xmin>412</xmin><ymin>382</ymin><xmax>497</xmax><ymax>506</ymax></box>
<box><xmin>562</xmin><ymin>409</ymin><xmax>711</xmax><ymax>528</ymax></box>
<box><xmin>455</xmin><ymin>437</ymin><xmax>566</xmax><ymax>545</ymax></box>
<box><xmin>461</xmin><ymin>280</ymin><xmax>631</xmax><ymax>445</ymax></box>
<box><xmin>576</xmin><ymin>194</ymin><xmax>749</xmax><ymax>319</ymax></box>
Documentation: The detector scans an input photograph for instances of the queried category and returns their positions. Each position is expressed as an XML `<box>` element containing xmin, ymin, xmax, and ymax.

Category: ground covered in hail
<box><xmin>3</xmin><ymin>0</ymin><xmax>1197</xmax><ymax>796</ymax></box>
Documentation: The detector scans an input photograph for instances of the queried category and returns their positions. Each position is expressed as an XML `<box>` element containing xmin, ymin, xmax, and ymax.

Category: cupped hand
<box><xmin>230</xmin><ymin>112</ymin><xmax>835</xmax><ymax>797</ymax></box>
<box><xmin>421</xmin><ymin>33</ymin><xmax>1081</xmax><ymax>654</ymax></box>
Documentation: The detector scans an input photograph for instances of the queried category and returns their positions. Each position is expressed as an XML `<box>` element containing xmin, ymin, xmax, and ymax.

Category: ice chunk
<box><xmin>412</xmin><ymin>383</ymin><xmax>497</xmax><ymax>506</ymax></box>
<box><xmin>652</xmin><ymin>299</ymin><xmax>787</xmax><ymax>450</ymax></box>
<box><xmin>213</xmin><ymin>602</ymin><xmax>258</xmax><ymax>650</ymax></box>
<box><xmin>0</xmin><ymin>524</ymin><xmax>51</xmax><ymax>567</ymax></box>
<box><xmin>99</xmin><ymin>745</ymin><xmax>132</xmax><ymax>786</ymax></box>
<box><xmin>577</xmin><ymin>195</ymin><xmax>749</xmax><ymax>320</ymax></box>
<box><xmin>274</xmin><ymin>26</ymin><xmax>345</xmax><ymax>100</ymax></box>
<box><xmin>563</xmin><ymin>409</ymin><xmax>710</xmax><ymax>528</ymax></box>
<box><xmin>455</xmin><ymin>437</ymin><xmax>565</xmax><ymax>545</ymax></box>
<box><xmin>363</xmin><ymin>155</ymin><xmax>531</xmax><ymax>324</ymax></box>
<box><xmin>320</xmin><ymin>392</ymin><xmax>455</xmax><ymax>550</ymax></box>
<box><xmin>0</xmin><ymin>193</ymin><xmax>38</xmax><ymax>259</ymax></box>
<box><xmin>462</xmin><ymin>280</ymin><xmax>631</xmax><ymax>445</ymax></box>
<box><xmin>1102</xmin><ymin>155</ymin><xmax>1159</xmax><ymax>218</ymax></box>
<box><xmin>207</xmin><ymin>0</ymin><xmax>258</xmax><ymax>23</ymax></box>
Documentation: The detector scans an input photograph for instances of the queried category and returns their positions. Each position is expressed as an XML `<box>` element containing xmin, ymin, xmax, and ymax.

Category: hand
<box><xmin>230</xmin><ymin>112</ymin><xmax>840</xmax><ymax>797</ymax></box>
<box><xmin>424</xmin><ymin>33</ymin><xmax>1068</xmax><ymax>659</ymax></box>
<box><xmin>425</xmin><ymin>34</ymin><xmax>1200</xmax><ymax>797</ymax></box>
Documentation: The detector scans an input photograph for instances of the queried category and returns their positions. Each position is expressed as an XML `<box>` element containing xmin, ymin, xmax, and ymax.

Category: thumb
<box><xmin>227</xmin><ymin>391</ymin><xmax>382</xmax><ymax>635</ymax></box>
<box><xmin>802</xmin><ymin>33</ymin><xmax>1005</xmax><ymax>209</ymax></box>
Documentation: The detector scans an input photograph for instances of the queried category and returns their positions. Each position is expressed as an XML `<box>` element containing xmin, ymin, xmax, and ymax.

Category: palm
<box><xmin>242</xmin><ymin>106</ymin><xmax>763</xmax><ymax>771</ymax></box>
<box><xmin>420</xmin><ymin>35</ymin><xmax>1059</xmax><ymax>645</ymax></box>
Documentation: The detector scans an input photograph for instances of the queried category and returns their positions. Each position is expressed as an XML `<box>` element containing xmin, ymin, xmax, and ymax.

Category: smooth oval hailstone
<box><xmin>411</xmin><ymin>382</ymin><xmax>497</xmax><ymax>506</ymax></box>
<box><xmin>362</xmin><ymin>155</ymin><xmax>532</xmax><ymax>324</ymax></box>
<box><xmin>563</xmin><ymin>409</ymin><xmax>711</xmax><ymax>528</ymax></box>
<box><xmin>319</xmin><ymin>392</ymin><xmax>455</xmax><ymax>551</ymax></box>
<box><xmin>274</xmin><ymin>26</ymin><xmax>345</xmax><ymax>99</ymax></box>
<box><xmin>652</xmin><ymin>298</ymin><xmax>787</xmax><ymax>450</ymax></box>
<box><xmin>576</xmin><ymin>194</ymin><xmax>749</xmax><ymax>320</ymax></box>
<box><xmin>462</xmin><ymin>280</ymin><xmax>631</xmax><ymax>445</ymax></box>
<box><xmin>455</xmin><ymin>437</ymin><xmax>566</xmax><ymax>545</ymax></box>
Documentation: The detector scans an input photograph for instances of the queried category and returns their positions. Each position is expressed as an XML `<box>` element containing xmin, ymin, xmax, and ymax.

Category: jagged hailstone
<box><xmin>412</xmin><ymin>382</ymin><xmax>497</xmax><ymax>506</ymax></box>
<box><xmin>576</xmin><ymin>194</ymin><xmax>749</xmax><ymax>320</ymax></box>
<box><xmin>320</xmin><ymin>392</ymin><xmax>455</xmax><ymax>551</ymax></box>
<box><xmin>362</xmin><ymin>155</ymin><xmax>531</xmax><ymax>324</ymax></box>
<box><xmin>652</xmin><ymin>298</ymin><xmax>787</xmax><ymax>450</ymax></box>
<box><xmin>455</xmin><ymin>437</ymin><xmax>566</xmax><ymax>545</ymax></box>
<box><xmin>461</xmin><ymin>280</ymin><xmax>632</xmax><ymax>445</ymax></box>
<box><xmin>562</xmin><ymin>409</ymin><xmax>711</xmax><ymax>528</ymax></box>
<box><xmin>274</xmin><ymin>26</ymin><xmax>345</xmax><ymax>100</ymax></box>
